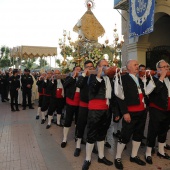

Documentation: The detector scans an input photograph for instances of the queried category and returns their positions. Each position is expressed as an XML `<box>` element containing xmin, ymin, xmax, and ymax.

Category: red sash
<box><xmin>150</xmin><ymin>97</ymin><xmax>170</xmax><ymax>111</ymax></box>
<box><xmin>56</xmin><ymin>88</ymin><xmax>63</xmax><ymax>98</ymax></box>
<box><xmin>66</xmin><ymin>92</ymin><xmax>80</xmax><ymax>106</ymax></box>
<box><xmin>88</xmin><ymin>99</ymin><xmax>108</xmax><ymax>110</ymax></box>
<box><xmin>127</xmin><ymin>93</ymin><xmax>145</xmax><ymax>112</ymax></box>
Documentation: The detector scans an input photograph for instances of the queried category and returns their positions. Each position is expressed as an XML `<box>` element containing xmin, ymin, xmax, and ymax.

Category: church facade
<box><xmin>114</xmin><ymin>0</ymin><xmax>170</xmax><ymax>69</ymax></box>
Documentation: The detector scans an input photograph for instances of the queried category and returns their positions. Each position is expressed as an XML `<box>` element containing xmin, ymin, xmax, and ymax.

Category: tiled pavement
<box><xmin>0</xmin><ymin>100</ymin><xmax>170</xmax><ymax>170</ymax></box>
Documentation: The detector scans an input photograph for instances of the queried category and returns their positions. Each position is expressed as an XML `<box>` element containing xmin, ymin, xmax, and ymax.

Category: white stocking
<box><xmin>97</xmin><ymin>141</ymin><xmax>104</xmax><ymax>159</ymax></box>
<box><xmin>63</xmin><ymin>127</ymin><xmax>69</xmax><ymax>142</ymax></box>
<box><xmin>85</xmin><ymin>143</ymin><xmax>94</xmax><ymax>161</ymax></box>
<box><xmin>131</xmin><ymin>140</ymin><xmax>141</xmax><ymax>158</ymax></box>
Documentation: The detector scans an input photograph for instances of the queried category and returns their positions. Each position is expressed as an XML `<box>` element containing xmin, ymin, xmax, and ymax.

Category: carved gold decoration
<box><xmin>73</xmin><ymin>10</ymin><xmax>105</xmax><ymax>41</ymax></box>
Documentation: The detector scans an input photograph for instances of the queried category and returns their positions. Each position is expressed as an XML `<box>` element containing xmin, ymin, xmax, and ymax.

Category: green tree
<box><xmin>39</xmin><ymin>57</ymin><xmax>47</xmax><ymax>67</ymax></box>
<box><xmin>0</xmin><ymin>46</ymin><xmax>12</xmax><ymax>68</ymax></box>
<box><xmin>22</xmin><ymin>58</ymin><xmax>36</xmax><ymax>69</ymax></box>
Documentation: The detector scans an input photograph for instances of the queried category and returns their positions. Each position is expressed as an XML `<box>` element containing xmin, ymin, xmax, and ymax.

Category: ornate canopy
<box><xmin>11</xmin><ymin>45</ymin><xmax>57</xmax><ymax>59</ymax></box>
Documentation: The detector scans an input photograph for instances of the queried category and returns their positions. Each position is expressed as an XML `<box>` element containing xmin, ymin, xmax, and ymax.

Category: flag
<box><xmin>129</xmin><ymin>0</ymin><xmax>155</xmax><ymax>38</ymax></box>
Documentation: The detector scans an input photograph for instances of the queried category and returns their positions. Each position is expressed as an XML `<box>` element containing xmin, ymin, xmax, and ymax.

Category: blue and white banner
<box><xmin>129</xmin><ymin>0</ymin><xmax>155</xmax><ymax>38</ymax></box>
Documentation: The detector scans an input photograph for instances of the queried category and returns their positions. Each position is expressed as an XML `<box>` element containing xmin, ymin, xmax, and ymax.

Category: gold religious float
<box><xmin>58</xmin><ymin>0</ymin><xmax>124</xmax><ymax>72</ymax></box>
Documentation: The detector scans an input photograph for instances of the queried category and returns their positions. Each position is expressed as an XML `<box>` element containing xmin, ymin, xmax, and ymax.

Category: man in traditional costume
<box><xmin>46</xmin><ymin>69</ymin><xmax>65</xmax><ymax>129</ymax></box>
<box><xmin>145</xmin><ymin>60</ymin><xmax>170</xmax><ymax>164</ymax></box>
<box><xmin>40</xmin><ymin>70</ymin><xmax>52</xmax><ymax>124</ymax></box>
<box><xmin>114</xmin><ymin>60</ymin><xmax>147</xmax><ymax>169</ymax></box>
<box><xmin>74</xmin><ymin>60</ymin><xmax>94</xmax><ymax>157</ymax></box>
<box><xmin>61</xmin><ymin>66</ymin><xmax>82</xmax><ymax>148</ymax></box>
<box><xmin>82</xmin><ymin>59</ymin><xmax>113</xmax><ymax>170</ymax></box>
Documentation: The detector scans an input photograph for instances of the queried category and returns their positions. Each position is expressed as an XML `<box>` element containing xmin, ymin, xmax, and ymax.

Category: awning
<box><xmin>10</xmin><ymin>45</ymin><xmax>57</xmax><ymax>59</ymax></box>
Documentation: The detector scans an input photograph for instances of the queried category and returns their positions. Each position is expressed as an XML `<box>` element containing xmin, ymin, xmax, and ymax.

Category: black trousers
<box><xmin>41</xmin><ymin>96</ymin><xmax>51</xmax><ymax>112</ymax></box>
<box><xmin>10</xmin><ymin>90</ymin><xmax>19</xmax><ymax>109</ymax></box>
<box><xmin>86</xmin><ymin>109</ymin><xmax>112</xmax><ymax>144</ymax></box>
<box><xmin>147</xmin><ymin>107</ymin><xmax>170</xmax><ymax>147</ymax></box>
<box><xmin>76</xmin><ymin>106</ymin><xmax>88</xmax><ymax>139</ymax></box>
<box><xmin>22</xmin><ymin>88</ymin><xmax>32</xmax><ymax>107</ymax></box>
<box><xmin>64</xmin><ymin>104</ymin><xmax>79</xmax><ymax>127</ymax></box>
<box><xmin>5</xmin><ymin>85</ymin><xmax>9</xmax><ymax>99</ymax></box>
<box><xmin>47</xmin><ymin>97</ymin><xmax>65</xmax><ymax>116</ymax></box>
<box><xmin>0</xmin><ymin>86</ymin><xmax>6</xmax><ymax>101</ymax></box>
<box><xmin>38</xmin><ymin>95</ymin><xmax>44</xmax><ymax>107</ymax></box>
<box><xmin>120</xmin><ymin>110</ymin><xmax>147</xmax><ymax>144</ymax></box>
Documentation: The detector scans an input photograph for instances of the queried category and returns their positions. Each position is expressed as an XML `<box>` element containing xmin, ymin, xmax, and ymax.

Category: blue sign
<box><xmin>129</xmin><ymin>0</ymin><xmax>155</xmax><ymax>38</ymax></box>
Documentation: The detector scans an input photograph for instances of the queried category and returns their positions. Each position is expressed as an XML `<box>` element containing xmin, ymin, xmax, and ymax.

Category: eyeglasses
<box><xmin>159</xmin><ymin>66</ymin><xmax>170</xmax><ymax>69</ymax></box>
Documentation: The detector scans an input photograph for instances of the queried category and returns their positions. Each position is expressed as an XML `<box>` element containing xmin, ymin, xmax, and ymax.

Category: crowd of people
<box><xmin>0</xmin><ymin>59</ymin><xmax>170</xmax><ymax>170</ymax></box>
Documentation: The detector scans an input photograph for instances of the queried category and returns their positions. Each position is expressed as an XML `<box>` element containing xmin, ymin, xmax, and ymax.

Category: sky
<box><xmin>0</xmin><ymin>0</ymin><xmax>122</xmax><ymax>67</ymax></box>
<box><xmin>0</xmin><ymin>0</ymin><xmax>121</xmax><ymax>48</ymax></box>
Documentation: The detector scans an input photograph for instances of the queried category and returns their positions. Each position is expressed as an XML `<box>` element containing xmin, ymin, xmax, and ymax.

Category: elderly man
<box><xmin>114</xmin><ymin>60</ymin><xmax>148</xmax><ymax>169</ymax></box>
<box><xmin>145</xmin><ymin>60</ymin><xmax>170</xmax><ymax>164</ymax></box>
<box><xmin>82</xmin><ymin>59</ymin><xmax>113</xmax><ymax>170</ymax></box>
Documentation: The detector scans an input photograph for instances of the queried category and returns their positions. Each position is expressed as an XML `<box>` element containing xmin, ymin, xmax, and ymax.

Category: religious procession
<box><xmin>0</xmin><ymin>0</ymin><xmax>170</xmax><ymax>170</ymax></box>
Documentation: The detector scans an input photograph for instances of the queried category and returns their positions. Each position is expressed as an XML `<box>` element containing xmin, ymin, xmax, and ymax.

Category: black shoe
<box><xmin>36</xmin><ymin>115</ymin><xmax>39</xmax><ymax>120</ymax></box>
<box><xmin>145</xmin><ymin>156</ymin><xmax>153</xmax><ymax>164</ymax></box>
<box><xmin>82</xmin><ymin>160</ymin><xmax>91</xmax><ymax>170</ymax></box>
<box><xmin>23</xmin><ymin>107</ymin><xmax>26</xmax><ymax>110</ymax></box>
<box><xmin>11</xmin><ymin>109</ymin><xmax>16</xmax><ymax>112</ymax></box>
<box><xmin>61</xmin><ymin>142</ymin><xmax>67</xmax><ymax>148</ymax></box>
<box><xmin>74</xmin><ymin>148</ymin><xmax>81</xmax><ymax>157</ymax></box>
<box><xmin>16</xmin><ymin>108</ymin><xmax>20</xmax><ymax>111</ymax></box>
<box><xmin>105</xmin><ymin>142</ymin><xmax>111</xmax><ymax>148</ymax></box>
<box><xmin>29</xmin><ymin>107</ymin><xmax>34</xmax><ymax>109</ymax></box>
<box><xmin>41</xmin><ymin>119</ymin><xmax>46</xmax><ymax>124</ymax></box>
<box><xmin>2</xmin><ymin>100</ymin><xmax>6</xmax><ymax>102</ymax></box>
<box><xmin>46</xmin><ymin>125</ymin><xmax>51</xmax><ymax>129</ymax></box>
<box><xmin>114</xmin><ymin>158</ymin><xmax>123</xmax><ymax>170</ymax></box>
<box><xmin>157</xmin><ymin>152</ymin><xmax>170</xmax><ymax>159</ymax></box>
<box><xmin>45</xmin><ymin>115</ymin><xmax>48</xmax><ymax>118</ymax></box>
<box><xmin>98</xmin><ymin>157</ymin><xmax>113</xmax><ymax>166</ymax></box>
<box><xmin>92</xmin><ymin>147</ymin><xmax>98</xmax><ymax>154</ymax></box>
<box><xmin>130</xmin><ymin>156</ymin><xmax>146</xmax><ymax>166</ymax></box>
<box><xmin>164</xmin><ymin>144</ymin><xmax>170</xmax><ymax>150</ymax></box>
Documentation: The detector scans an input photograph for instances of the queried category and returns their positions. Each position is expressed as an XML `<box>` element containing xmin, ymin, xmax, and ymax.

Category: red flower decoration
<box><xmin>88</xmin><ymin>3</ymin><xmax>91</xmax><ymax>7</ymax></box>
